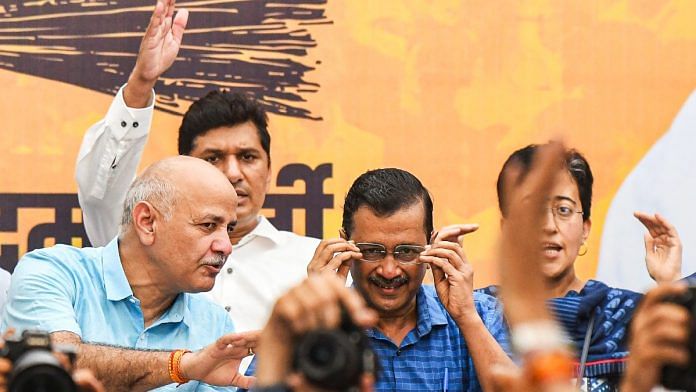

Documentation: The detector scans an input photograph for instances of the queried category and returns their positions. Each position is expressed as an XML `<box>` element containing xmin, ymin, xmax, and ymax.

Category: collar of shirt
<box><xmin>102</xmin><ymin>237</ymin><xmax>133</xmax><ymax>301</ymax></box>
<box><xmin>235</xmin><ymin>216</ymin><xmax>285</xmax><ymax>248</ymax></box>
<box><xmin>102</xmin><ymin>237</ymin><xmax>190</xmax><ymax>328</ymax></box>
<box><xmin>366</xmin><ymin>285</ymin><xmax>449</xmax><ymax>345</ymax></box>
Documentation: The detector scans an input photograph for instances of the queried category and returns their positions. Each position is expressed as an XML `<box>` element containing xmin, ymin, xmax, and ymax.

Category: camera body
<box><xmin>293</xmin><ymin>312</ymin><xmax>377</xmax><ymax>391</ymax></box>
<box><xmin>660</xmin><ymin>286</ymin><xmax>696</xmax><ymax>392</ymax></box>
<box><xmin>2</xmin><ymin>330</ymin><xmax>77</xmax><ymax>392</ymax></box>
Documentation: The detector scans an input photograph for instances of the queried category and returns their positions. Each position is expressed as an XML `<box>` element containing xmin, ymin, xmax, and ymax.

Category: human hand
<box><xmin>124</xmin><ymin>0</ymin><xmax>189</xmax><ymax>107</ymax></box>
<box><xmin>431</xmin><ymin>223</ymin><xmax>479</xmax><ymax>244</ymax></box>
<box><xmin>634</xmin><ymin>212</ymin><xmax>682</xmax><ymax>283</ymax></box>
<box><xmin>620</xmin><ymin>283</ymin><xmax>691</xmax><ymax>392</ymax></box>
<box><xmin>307</xmin><ymin>238</ymin><xmax>361</xmax><ymax>282</ymax></box>
<box><xmin>498</xmin><ymin>141</ymin><xmax>566</xmax><ymax>326</ymax></box>
<box><xmin>179</xmin><ymin>330</ymin><xmax>258</xmax><ymax>389</ymax></box>
<box><xmin>0</xmin><ymin>329</ymin><xmax>105</xmax><ymax>392</ymax></box>
<box><xmin>73</xmin><ymin>368</ymin><xmax>105</xmax><ymax>392</ymax></box>
<box><xmin>254</xmin><ymin>274</ymin><xmax>377</xmax><ymax>388</ymax></box>
<box><xmin>420</xmin><ymin>235</ymin><xmax>476</xmax><ymax>323</ymax></box>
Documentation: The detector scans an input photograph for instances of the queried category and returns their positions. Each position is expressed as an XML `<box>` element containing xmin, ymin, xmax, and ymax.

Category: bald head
<box><xmin>120</xmin><ymin>156</ymin><xmax>237</xmax><ymax>231</ymax></box>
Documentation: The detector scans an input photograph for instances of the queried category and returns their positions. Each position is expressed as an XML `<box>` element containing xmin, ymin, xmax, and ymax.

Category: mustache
<box><xmin>200</xmin><ymin>254</ymin><xmax>227</xmax><ymax>268</ymax></box>
<box><xmin>368</xmin><ymin>274</ymin><xmax>409</xmax><ymax>288</ymax></box>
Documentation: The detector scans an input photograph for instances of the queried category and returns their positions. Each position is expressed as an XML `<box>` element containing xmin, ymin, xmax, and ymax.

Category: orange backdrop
<box><xmin>2</xmin><ymin>0</ymin><xmax>696</xmax><ymax>286</ymax></box>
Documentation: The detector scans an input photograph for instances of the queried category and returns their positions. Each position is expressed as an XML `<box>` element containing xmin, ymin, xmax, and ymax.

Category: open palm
<box><xmin>134</xmin><ymin>0</ymin><xmax>189</xmax><ymax>83</ymax></box>
<box><xmin>634</xmin><ymin>211</ymin><xmax>682</xmax><ymax>283</ymax></box>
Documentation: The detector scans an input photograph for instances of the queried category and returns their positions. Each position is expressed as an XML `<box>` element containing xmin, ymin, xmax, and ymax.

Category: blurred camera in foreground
<box><xmin>294</xmin><ymin>312</ymin><xmax>377</xmax><ymax>391</ymax></box>
<box><xmin>661</xmin><ymin>286</ymin><xmax>696</xmax><ymax>392</ymax></box>
<box><xmin>2</xmin><ymin>330</ymin><xmax>76</xmax><ymax>392</ymax></box>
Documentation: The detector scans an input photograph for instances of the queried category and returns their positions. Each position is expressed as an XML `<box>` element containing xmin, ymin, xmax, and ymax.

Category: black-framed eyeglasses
<box><xmin>354</xmin><ymin>242</ymin><xmax>426</xmax><ymax>265</ymax></box>
<box><xmin>548</xmin><ymin>205</ymin><xmax>583</xmax><ymax>221</ymax></box>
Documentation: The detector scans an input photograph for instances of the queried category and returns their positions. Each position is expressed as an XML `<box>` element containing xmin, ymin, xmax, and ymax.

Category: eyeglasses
<box><xmin>354</xmin><ymin>242</ymin><xmax>426</xmax><ymax>265</ymax></box>
<box><xmin>548</xmin><ymin>205</ymin><xmax>583</xmax><ymax>222</ymax></box>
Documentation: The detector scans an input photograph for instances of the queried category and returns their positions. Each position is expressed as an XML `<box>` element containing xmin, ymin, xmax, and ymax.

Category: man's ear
<box><xmin>339</xmin><ymin>228</ymin><xmax>347</xmax><ymax>240</ymax></box>
<box><xmin>132</xmin><ymin>201</ymin><xmax>157</xmax><ymax>245</ymax></box>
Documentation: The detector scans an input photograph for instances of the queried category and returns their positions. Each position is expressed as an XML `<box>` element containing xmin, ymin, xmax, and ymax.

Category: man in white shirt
<box><xmin>75</xmin><ymin>0</ymin><xmax>319</xmax><ymax>334</ymax></box>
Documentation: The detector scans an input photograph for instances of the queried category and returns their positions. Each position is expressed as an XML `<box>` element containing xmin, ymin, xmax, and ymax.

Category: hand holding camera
<box><xmin>254</xmin><ymin>274</ymin><xmax>378</xmax><ymax>391</ymax></box>
<box><xmin>0</xmin><ymin>330</ymin><xmax>104</xmax><ymax>392</ymax></box>
<box><xmin>621</xmin><ymin>283</ymin><xmax>694</xmax><ymax>392</ymax></box>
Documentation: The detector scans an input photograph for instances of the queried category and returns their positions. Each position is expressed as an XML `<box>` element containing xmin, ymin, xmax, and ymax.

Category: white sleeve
<box><xmin>75</xmin><ymin>85</ymin><xmax>155</xmax><ymax>247</ymax></box>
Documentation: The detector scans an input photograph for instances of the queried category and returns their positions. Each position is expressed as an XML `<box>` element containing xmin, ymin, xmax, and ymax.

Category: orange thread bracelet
<box><xmin>525</xmin><ymin>349</ymin><xmax>574</xmax><ymax>385</ymax></box>
<box><xmin>168</xmin><ymin>349</ymin><xmax>191</xmax><ymax>384</ymax></box>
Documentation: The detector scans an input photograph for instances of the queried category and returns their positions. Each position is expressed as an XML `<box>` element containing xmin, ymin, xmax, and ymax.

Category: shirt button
<box><xmin>224</xmin><ymin>306</ymin><xmax>231</xmax><ymax>312</ymax></box>
<box><xmin>120</xmin><ymin>121</ymin><xmax>127</xmax><ymax>127</ymax></box>
<box><xmin>396</xmin><ymin>349</ymin><xmax>401</xmax><ymax>357</ymax></box>
<box><xmin>226</xmin><ymin>267</ymin><xmax>233</xmax><ymax>274</ymax></box>
<box><xmin>133</xmin><ymin>121</ymin><xmax>139</xmax><ymax>128</ymax></box>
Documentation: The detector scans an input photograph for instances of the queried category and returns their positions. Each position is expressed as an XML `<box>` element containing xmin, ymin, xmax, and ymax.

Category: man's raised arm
<box><xmin>75</xmin><ymin>0</ymin><xmax>188</xmax><ymax>246</ymax></box>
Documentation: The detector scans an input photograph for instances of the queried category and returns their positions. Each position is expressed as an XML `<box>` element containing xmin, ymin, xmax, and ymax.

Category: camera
<box><xmin>293</xmin><ymin>311</ymin><xmax>377</xmax><ymax>391</ymax></box>
<box><xmin>1</xmin><ymin>330</ymin><xmax>77</xmax><ymax>392</ymax></box>
<box><xmin>661</xmin><ymin>286</ymin><xmax>696</xmax><ymax>392</ymax></box>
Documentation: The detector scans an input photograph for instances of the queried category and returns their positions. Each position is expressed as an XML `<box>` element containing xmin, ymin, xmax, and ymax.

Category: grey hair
<box><xmin>120</xmin><ymin>174</ymin><xmax>178</xmax><ymax>232</ymax></box>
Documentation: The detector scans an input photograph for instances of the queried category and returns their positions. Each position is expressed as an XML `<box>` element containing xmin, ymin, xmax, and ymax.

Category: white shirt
<box><xmin>75</xmin><ymin>84</ymin><xmax>319</xmax><ymax>331</ymax></box>
<box><xmin>75</xmin><ymin>85</ymin><xmax>154</xmax><ymax>247</ymax></box>
<box><xmin>210</xmin><ymin>215</ymin><xmax>318</xmax><ymax>331</ymax></box>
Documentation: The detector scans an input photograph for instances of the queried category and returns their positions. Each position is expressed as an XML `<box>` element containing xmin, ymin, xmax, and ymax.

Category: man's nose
<box><xmin>223</xmin><ymin>158</ymin><xmax>243</xmax><ymax>184</ymax></box>
<box><xmin>211</xmin><ymin>229</ymin><xmax>233</xmax><ymax>257</ymax></box>
<box><xmin>378</xmin><ymin>254</ymin><xmax>403</xmax><ymax>279</ymax></box>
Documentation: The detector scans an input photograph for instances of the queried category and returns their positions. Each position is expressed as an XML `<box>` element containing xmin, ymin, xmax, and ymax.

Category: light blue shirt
<box><xmin>2</xmin><ymin>238</ymin><xmax>236</xmax><ymax>391</ymax></box>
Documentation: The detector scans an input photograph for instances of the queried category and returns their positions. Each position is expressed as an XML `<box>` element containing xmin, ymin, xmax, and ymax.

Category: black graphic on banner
<box><xmin>0</xmin><ymin>0</ymin><xmax>328</xmax><ymax>119</ymax></box>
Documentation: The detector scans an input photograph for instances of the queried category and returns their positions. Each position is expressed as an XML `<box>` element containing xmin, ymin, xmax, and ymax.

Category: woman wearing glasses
<box><xmin>480</xmin><ymin>143</ymin><xmax>684</xmax><ymax>392</ymax></box>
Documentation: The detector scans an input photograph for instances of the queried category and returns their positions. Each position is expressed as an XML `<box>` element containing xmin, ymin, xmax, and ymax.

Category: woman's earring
<box><xmin>578</xmin><ymin>243</ymin><xmax>588</xmax><ymax>256</ymax></box>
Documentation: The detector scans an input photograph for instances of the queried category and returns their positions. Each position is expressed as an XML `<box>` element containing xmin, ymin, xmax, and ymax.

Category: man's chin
<box><xmin>234</xmin><ymin>205</ymin><xmax>262</xmax><ymax>227</ymax></box>
<box><xmin>365</xmin><ymin>290</ymin><xmax>409</xmax><ymax>314</ymax></box>
<box><xmin>187</xmin><ymin>280</ymin><xmax>216</xmax><ymax>293</ymax></box>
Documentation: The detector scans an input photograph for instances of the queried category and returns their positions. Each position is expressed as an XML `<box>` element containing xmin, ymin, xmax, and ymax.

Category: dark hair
<box><xmin>496</xmin><ymin>144</ymin><xmax>594</xmax><ymax>221</ymax></box>
<box><xmin>342</xmin><ymin>168</ymin><xmax>434</xmax><ymax>240</ymax></box>
<box><xmin>178</xmin><ymin>90</ymin><xmax>270</xmax><ymax>162</ymax></box>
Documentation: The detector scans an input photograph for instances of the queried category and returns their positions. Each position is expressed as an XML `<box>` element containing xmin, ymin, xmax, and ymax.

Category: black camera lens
<box><xmin>9</xmin><ymin>350</ymin><xmax>76</xmax><ymax>392</ymax></box>
<box><xmin>295</xmin><ymin>329</ymin><xmax>360</xmax><ymax>390</ymax></box>
<box><xmin>293</xmin><ymin>312</ymin><xmax>376</xmax><ymax>391</ymax></box>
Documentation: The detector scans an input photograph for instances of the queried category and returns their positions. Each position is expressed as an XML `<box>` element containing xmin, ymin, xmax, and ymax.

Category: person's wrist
<box><xmin>619</xmin><ymin>371</ymin><xmax>651</xmax><ymax>392</ymax></box>
<box><xmin>177</xmin><ymin>350</ymin><xmax>195</xmax><ymax>381</ymax></box>
<box><xmin>255</xmin><ymin>328</ymin><xmax>292</xmax><ymax>385</ymax></box>
<box><xmin>124</xmin><ymin>71</ymin><xmax>156</xmax><ymax>108</ymax></box>
<box><xmin>511</xmin><ymin>320</ymin><xmax>571</xmax><ymax>356</ymax></box>
<box><xmin>128</xmin><ymin>65</ymin><xmax>158</xmax><ymax>87</ymax></box>
<box><xmin>453</xmin><ymin>305</ymin><xmax>482</xmax><ymax>330</ymax></box>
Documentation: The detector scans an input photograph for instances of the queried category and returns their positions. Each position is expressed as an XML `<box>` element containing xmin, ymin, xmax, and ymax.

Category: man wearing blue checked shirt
<box><xmin>304</xmin><ymin>168</ymin><xmax>515</xmax><ymax>391</ymax></box>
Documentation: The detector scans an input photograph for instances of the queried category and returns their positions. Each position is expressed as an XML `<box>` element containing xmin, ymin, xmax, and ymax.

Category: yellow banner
<box><xmin>2</xmin><ymin>0</ymin><xmax>696</xmax><ymax>286</ymax></box>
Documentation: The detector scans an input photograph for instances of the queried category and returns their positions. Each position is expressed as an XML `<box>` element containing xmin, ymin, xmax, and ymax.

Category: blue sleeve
<box><xmin>2</xmin><ymin>249</ymin><xmax>81</xmax><ymax>335</ymax></box>
<box><xmin>223</xmin><ymin>311</ymin><xmax>235</xmax><ymax>334</ymax></box>
<box><xmin>474</xmin><ymin>292</ymin><xmax>511</xmax><ymax>356</ymax></box>
<box><xmin>462</xmin><ymin>293</ymin><xmax>512</xmax><ymax>392</ymax></box>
